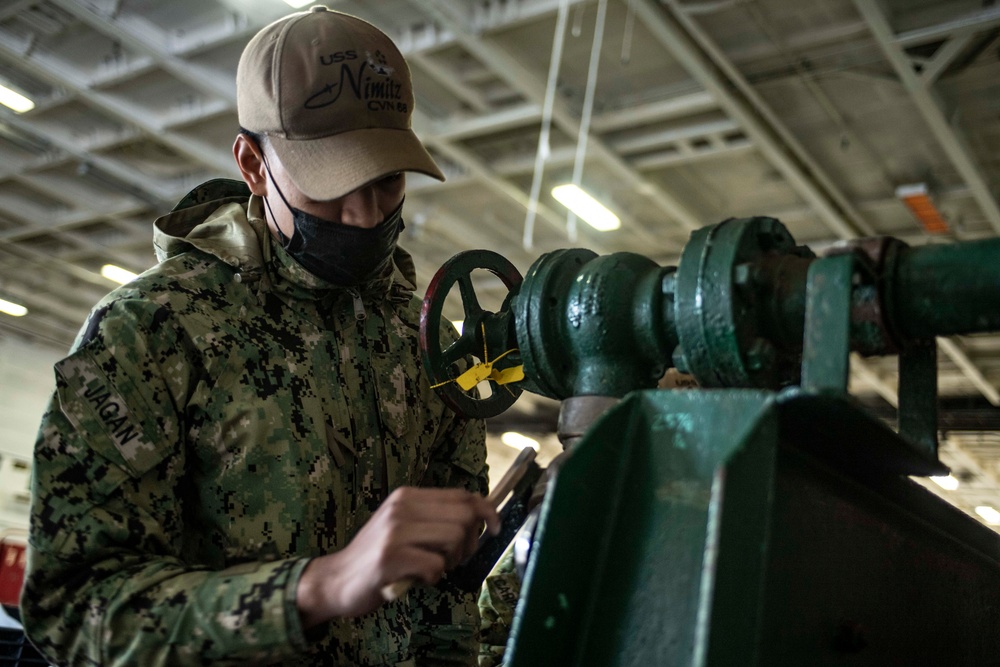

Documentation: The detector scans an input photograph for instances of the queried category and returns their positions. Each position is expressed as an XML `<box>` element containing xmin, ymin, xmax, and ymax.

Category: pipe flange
<box><xmin>674</xmin><ymin>216</ymin><xmax>812</xmax><ymax>388</ymax></box>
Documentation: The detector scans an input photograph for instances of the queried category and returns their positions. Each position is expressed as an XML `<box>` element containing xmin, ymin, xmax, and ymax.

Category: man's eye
<box><xmin>381</xmin><ymin>172</ymin><xmax>403</xmax><ymax>185</ymax></box>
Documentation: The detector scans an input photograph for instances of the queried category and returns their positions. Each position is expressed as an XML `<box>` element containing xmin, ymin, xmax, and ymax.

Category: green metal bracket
<box><xmin>898</xmin><ymin>338</ymin><xmax>939</xmax><ymax>461</ymax></box>
<box><xmin>801</xmin><ymin>253</ymin><xmax>856</xmax><ymax>393</ymax></box>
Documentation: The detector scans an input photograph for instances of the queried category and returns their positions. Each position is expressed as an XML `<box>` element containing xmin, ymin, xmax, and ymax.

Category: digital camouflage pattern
<box><xmin>477</xmin><ymin>546</ymin><xmax>520</xmax><ymax>667</ymax></box>
<box><xmin>21</xmin><ymin>180</ymin><xmax>489</xmax><ymax>666</ymax></box>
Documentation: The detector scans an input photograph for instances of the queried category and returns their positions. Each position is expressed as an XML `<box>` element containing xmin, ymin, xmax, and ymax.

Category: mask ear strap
<box><xmin>257</xmin><ymin>149</ymin><xmax>295</xmax><ymax>246</ymax></box>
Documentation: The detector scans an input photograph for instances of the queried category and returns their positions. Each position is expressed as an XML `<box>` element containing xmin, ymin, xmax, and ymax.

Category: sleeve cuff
<box><xmin>282</xmin><ymin>557</ymin><xmax>315</xmax><ymax>650</ymax></box>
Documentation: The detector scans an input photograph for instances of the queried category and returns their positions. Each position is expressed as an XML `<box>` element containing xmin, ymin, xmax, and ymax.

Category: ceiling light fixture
<box><xmin>975</xmin><ymin>506</ymin><xmax>1000</xmax><ymax>525</ymax></box>
<box><xmin>500</xmin><ymin>432</ymin><xmax>540</xmax><ymax>452</ymax></box>
<box><xmin>929</xmin><ymin>474</ymin><xmax>959</xmax><ymax>490</ymax></box>
<box><xmin>0</xmin><ymin>298</ymin><xmax>28</xmax><ymax>317</ymax></box>
<box><xmin>283</xmin><ymin>0</ymin><xmax>312</xmax><ymax>7</ymax></box>
<box><xmin>551</xmin><ymin>184</ymin><xmax>620</xmax><ymax>232</ymax></box>
<box><xmin>101</xmin><ymin>264</ymin><xmax>138</xmax><ymax>285</ymax></box>
<box><xmin>896</xmin><ymin>183</ymin><xmax>949</xmax><ymax>234</ymax></box>
<box><xmin>0</xmin><ymin>84</ymin><xmax>34</xmax><ymax>114</ymax></box>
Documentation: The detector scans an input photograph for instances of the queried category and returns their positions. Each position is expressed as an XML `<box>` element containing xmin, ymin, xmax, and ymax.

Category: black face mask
<box><xmin>262</xmin><ymin>159</ymin><xmax>404</xmax><ymax>287</ymax></box>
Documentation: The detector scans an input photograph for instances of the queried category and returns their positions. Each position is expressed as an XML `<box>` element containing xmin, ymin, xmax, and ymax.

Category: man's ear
<box><xmin>233</xmin><ymin>134</ymin><xmax>267</xmax><ymax>196</ymax></box>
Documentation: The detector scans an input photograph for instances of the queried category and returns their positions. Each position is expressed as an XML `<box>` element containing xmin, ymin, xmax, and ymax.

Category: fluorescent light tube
<box><xmin>930</xmin><ymin>475</ymin><xmax>959</xmax><ymax>490</ymax></box>
<box><xmin>101</xmin><ymin>264</ymin><xmax>138</xmax><ymax>285</ymax></box>
<box><xmin>0</xmin><ymin>298</ymin><xmax>27</xmax><ymax>317</ymax></box>
<box><xmin>283</xmin><ymin>0</ymin><xmax>312</xmax><ymax>7</ymax></box>
<box><xmin>976</xmin><ymin>506</ymin><xmax>1000</xmax><ymax>525</ymax></box>
<box><xmin>501</xmin><ymin>432</ymin><xmax>540</xmax><ymax>451</ymax></box>
<box><xmin>551</xmin><ymin>184</ymin><xmax>621</xmax><ymax>231</ymax></box>
<box><xmin>0</xmin><ymin>84</ymin><xmax>34</xmax><ymax>113</ymax></box>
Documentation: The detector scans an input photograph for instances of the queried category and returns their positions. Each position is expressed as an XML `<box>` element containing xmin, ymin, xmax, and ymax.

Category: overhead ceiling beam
<box><xmin>409</xmin><ymin>52</ymin><xmax>493</xmax><ymax>113</ymax></box>
<box><xmin>589</xmin><ymin>91</ymin><xmax>718</xmax><ymax>132</ymax></box>
<box><xmin>851</xmin><ymin>0</ymin><xmax>1000</xmax><ymax>234</ymax></box>
<box><xmin>0</xmin><ymin>0</ymin><xmax>39</xmax><ymax>22</ymax></box>
<box><xmin>417</xmin><ymin>0</ymin><xmax>706</xmax><ymax>233</ymax></box>
<box><xmin>630</xmin><ymin>136</ymin><xmax>753</xmax><ymax>170</ymax></box>
<box><xmin>0</xmin><ymin>219</ymin><xmax>145</xmax><ymax>272</ymax></box>
<box><xmin>611</xmin><ymin>118</ymin><xmax>740</xmax><ymax>154</ymax></box>
<box><xmin>915</xmin><ymin>33</ymin><xmax>974</xmax><ymax>84</ymax></box>
<box><xmin>0</xmin><ymin>218</ymin><xmax>142</xmax><ymax>278</ymax></box>
<box><xmin>416</xmin><ymin>127</ymin><xmax>615</xmax><ymax>256</ymax></box>
<box><xmin>167</xmin><ymin>11</ymin><xmax>256</xmax><ymax>58</ymax></box>
<box><xmin>0</xmin><ymin>114</ymin><xmax>179</xmax><ymax>205</ymax></box>
<box><xmin>938</xmin><ymin>337</ymin><xmax>1000</xmax><ymax>407</ymax></box>
<box><xmin>0</xmin><ymin>316</ymin><xmax>77</xmax><ymax>350</ymax></box>
<box><xmin>49</xmin><ymin>0</ymin><xmax>237</xmax><ymax>102</ymax></box>
<box><xmin>0</xmin><ymin>202</ymin><xmax>148</xmax><ymax>269</ymax></box>
<box><xmin>895</xmin><ymin>4</ymin><xmax>1000</xmax><ymax>48</ymax></box>
<box><xmin>0</xmin><ymin>239</ymin><xmax>113</xmax><ymax>290</ymax></box>
<box><xmin>432</xmin><ymin>103</ymin><xmax>541</xmax><ymax>141</ymax></box>
<box><xmin>407</xmin><ymin>192</ymin><xmax>528</xmax><ymax>257</ymax></box>
<box><xmin>0</xmin><ymin>31</ymin><xmax>236</xmax><ymax>175</ymax></box>
<box><xmin>850</xmin><ymin>352</ymin><xmax>899</xmax><ymax>407</ymax></box>
<box><xmin>8</xmin><ymin>172</ymin><xmax>148</xmax><ymax>221</ymax></box>
<box><xmin>468</xmin><ymin>0</ymin><xmax>590</xmax><ymax>33</ymax></box>
<box><xmin>646</xmin><ymin>0</ymin><xmax>875</xmax><ymax>240</ymax></box>
<box><xmin>485</xmin><ymin>126</ymin><xmax>751</xmax><ymax>174</ymax></box>
<box><xmin>0</xmin><ymin>277</ymin><xmax>90</xmax><ymax>327</ymax></box>
<box><xmin>432</xmin><ymin>91</ymin><xmax>721</xmax><ymax>144</ymax></box>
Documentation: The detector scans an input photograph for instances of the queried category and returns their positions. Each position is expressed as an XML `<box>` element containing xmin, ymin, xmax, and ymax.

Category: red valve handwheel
<box><xmin>420</xmin><ymin>250</ymin><xmax>524</xmax><ymax>419</ymax></box>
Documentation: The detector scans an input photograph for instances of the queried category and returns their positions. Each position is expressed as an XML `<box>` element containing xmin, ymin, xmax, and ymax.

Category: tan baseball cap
<box><xmin>237</xmin><ymin>6</ymin><xmax>445</xmax><ymax>201</ymax></box>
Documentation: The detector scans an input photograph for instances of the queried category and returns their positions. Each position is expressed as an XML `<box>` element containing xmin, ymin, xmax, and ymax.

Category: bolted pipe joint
<box><xmin>674</xmin><ymin>216</ymin><xmax>815</xmax><ymax>389</ymax></box>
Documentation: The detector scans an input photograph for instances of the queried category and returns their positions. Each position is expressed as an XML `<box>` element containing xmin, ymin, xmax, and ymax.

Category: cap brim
<box><xmin>268</xmin><ymin>127</ymin><xmax>445</xmax><ymax>201</ymax></box>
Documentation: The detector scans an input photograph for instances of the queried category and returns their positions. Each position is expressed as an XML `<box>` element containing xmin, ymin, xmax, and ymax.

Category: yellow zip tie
<box><xmin>429</xmin><ymin>322</ymin><xmax>524</xmax><ymax>391</ymax></box>
<box><xmin>454</xmin><ymin>355</ymin><xmax>525</xmax><ymax>390</ymax></box>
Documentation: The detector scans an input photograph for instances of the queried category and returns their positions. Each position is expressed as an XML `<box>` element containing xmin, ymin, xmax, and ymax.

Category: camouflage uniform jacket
<box><xmin>21</xmin><ymin>180</ymin><xmax>489</xmax><ymax>667</ymax></box>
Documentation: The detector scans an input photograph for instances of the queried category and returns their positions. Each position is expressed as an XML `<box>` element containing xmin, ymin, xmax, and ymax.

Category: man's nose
<box><xmin>339</xmin><ymin>186</ymin><xmax>381</xmax><ymax>229</ymax></box>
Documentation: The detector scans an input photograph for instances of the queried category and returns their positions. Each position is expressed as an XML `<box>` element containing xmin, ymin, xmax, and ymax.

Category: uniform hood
<box><xmin>152</xmin><ymin>179</ymin><xmax>418</xmax><ymax>294</ymax></box>
<box><xmin>153</xmin><ymin>179</ymin><xmax>260</xmax><ymax>268</ymax></box>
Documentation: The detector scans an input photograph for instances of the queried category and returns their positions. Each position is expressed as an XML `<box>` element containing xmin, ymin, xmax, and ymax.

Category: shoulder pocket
<box><xmin>54</xmin><ymin>346</ymin><xmax>171</xmax><ymax>484</ymax></box>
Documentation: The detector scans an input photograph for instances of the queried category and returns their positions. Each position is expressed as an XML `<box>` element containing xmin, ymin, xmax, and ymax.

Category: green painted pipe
<box><xmin>891</xmin><ymin>239</ymin><xmax>1000</xmax><ymax>339</ymax></box>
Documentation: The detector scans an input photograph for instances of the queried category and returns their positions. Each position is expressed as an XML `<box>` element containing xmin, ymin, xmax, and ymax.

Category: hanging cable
<box><xmin>571</xmin><ymin>2</ymin><xmax>586</xmax><ymax>37</ymax></box>
<box><xmin>522</xmin><ymin>0</ymin><xmax>571</xmax><ymax>251</ymax></box>
<box><xmin>621</xmin><ymin>0</ymin><xmax>637</xmax><ymax>65</ymax></box>
<box><xmin>567</xmin><ymin>0</ymin><xmax>609</xmax><ymax>242</ymax></box>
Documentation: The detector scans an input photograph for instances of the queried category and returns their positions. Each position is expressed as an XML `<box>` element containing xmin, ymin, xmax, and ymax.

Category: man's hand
<box><xmin>296</xmin><ymin>487</ymin><xmax>500</xmax><ymax>628</ymax></box>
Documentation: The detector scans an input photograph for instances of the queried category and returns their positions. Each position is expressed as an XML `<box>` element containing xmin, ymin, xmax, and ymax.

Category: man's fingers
<box><xmin>384</xmin><ymin>487</ymin><xmax>501</xmax><ymax>535</ymax></box>
<box><xmin>389</xmin><ymin>520</ymin><xmax>477</xmax><ymax>568</ymax></box>
<box><xmin>393</xmin><ymin>547</ymin><xmax>447</xmax><ymax>586</ymax></box>
<box><xmin>476</xmin><ymin>495</ymin><xmax>502</xmax><ymax>535</ymax></box>
<box><xmin>374</xmin><ymin>487</ymin><xmax>501</xmax><ymax>576</ymax></box>
<box><xmin>379</xmin><ymin>547</ymin><xmax>449</xmax><ymax>602</ymax></box>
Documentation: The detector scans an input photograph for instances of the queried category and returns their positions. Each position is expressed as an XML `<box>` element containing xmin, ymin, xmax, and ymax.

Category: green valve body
<box><xmin>513</xmin><ymin>249</ymin><xmax>676</xmax><ymax>398</ymax></box>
